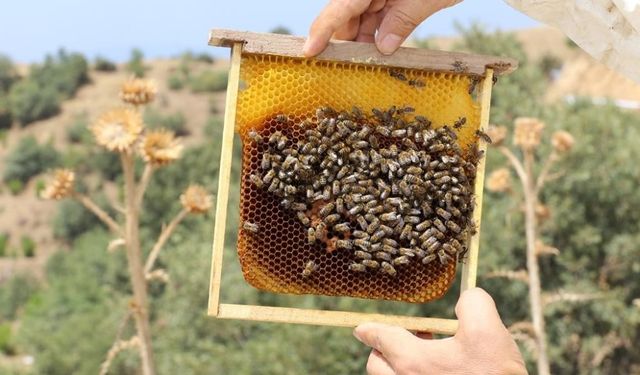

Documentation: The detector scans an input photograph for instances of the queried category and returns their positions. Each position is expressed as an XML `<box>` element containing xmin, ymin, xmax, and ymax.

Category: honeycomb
<box><xmin>235</xmin><ymin>53</ymin><xmax>483</xmax><ymax>303</ymax></box>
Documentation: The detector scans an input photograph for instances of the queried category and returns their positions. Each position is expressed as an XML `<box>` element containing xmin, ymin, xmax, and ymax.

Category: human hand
<box><xmin>304</xmin><ymin>0</ymin><xmax>463</xmax><ymax>57</ymax></box>
<box><xmin>353</xmin><ymin>288</ymin><xmax>527</xmax><ymax>374</ymax></box>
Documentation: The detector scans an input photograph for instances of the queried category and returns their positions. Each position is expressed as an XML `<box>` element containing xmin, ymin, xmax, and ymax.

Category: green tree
<box><xmin>8</xmin><ymin>79</ymin><xmax>60</xmax><ymax>125</ymax></box>
<box><xmin>3</xmin><ymin>135</ymin><xmax>59</xmax><ymax>184</ymax></box>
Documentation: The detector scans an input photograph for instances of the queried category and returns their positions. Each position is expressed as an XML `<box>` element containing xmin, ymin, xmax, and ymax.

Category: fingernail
<box><xmin>377</xmin><ymin>33</ymin><xmax>403</xmax><ymax>55</ymax></box>
<box><xmin>352</xmin><ymin>327</ymin><xmax>364</xmax><ymax>343</ymax></box>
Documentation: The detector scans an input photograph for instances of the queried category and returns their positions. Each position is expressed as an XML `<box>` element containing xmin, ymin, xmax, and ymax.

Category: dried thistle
<box><xmin>92</xmin><ymin>109</ymin><xmax>143</xmax><ymax>152</ymax></box>
<box><xmin>139</xmin><ymin>130</ymin><xmax>183</xmax><ymax>166</ymax></box>
<box><xmin>120</xmin><ymin>78</ymin><xmax>157</xmax><ymax>106</ymax></box>
<box><xmin>486</xmin><ymin>167</ymin><xmax>511</xmax><ymax>193</ymax></box>
<box><xmin>486</xmin><ymin>125</ymin><xmax>508</xmax><ymax>146</ymax></box>
<box><xmin>535</xmin><ymin>203</ymin><xmax>552</xmax><ymax>222</ymax></box>
<box><xmin>514</xmin><ymin>117</ymin><xmax>545</xmax><ymax>150</ymax></box>
<box><xmin>180</xmin><ymin>185</ymin><xmax>212</xmax><ymax>214</ymax></box>
<box><xmin>535</xmin><ymin>240</ymin><xmax>560</xmax><ymax>256</ymax></box>
<box><xmin>552</xmin><ymin>130</ymin><xmax>575</xmax><ymax>153</ymax></box>
<box><xmin>485</xmin><ymin>269</ymin><xmax>529</xmax><ymax>283</ymax></box>
<box><xmin>40</xmin><ymin>169</ymin><xmax>75</xmax><ymax>200</ymax></box>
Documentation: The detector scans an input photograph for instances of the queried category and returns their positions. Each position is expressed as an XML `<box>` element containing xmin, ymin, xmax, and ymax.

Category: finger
<box><xmin>376</xmin><ymin>0</ymin><xmax>461</xmax><ymax>55</ymax></box>
<box><xmin>333</xmin><ymin>14</ymin><xmax>361</xmax><ymax>40</ymax></box>
<box><xmin>455</xmin><ymin>287</ymin><xmax>507</xmax><ymax>339</ymax></box>
<box><xmin>366</xmin><ymin>0</ymin><xmax>386</xmax><ymax>13</ymax></box>
<box><xmin>354</xmin><ymin>323</ymin><xmax>419</xmax><ymax>363</ymax></box>
<box><xmin>304</xmin><ymin>0</ymin><xmax>372</xmax><ymax>56</ymax></box>
<box><xmin>355</xmin><ymin>11</ymin><xmax>380</xmax><ymax>43</ymax></box>
<box><xmin>366</xmin><ymin>350</ymin><xmax>395</xmax><ymax>375</ymax></box>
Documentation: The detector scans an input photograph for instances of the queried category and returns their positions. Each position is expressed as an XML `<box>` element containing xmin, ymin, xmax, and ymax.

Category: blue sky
<box><xmin>0</xmin><ymin>0</ymin><xmax>539</xmax><ymax>63</ymax></box>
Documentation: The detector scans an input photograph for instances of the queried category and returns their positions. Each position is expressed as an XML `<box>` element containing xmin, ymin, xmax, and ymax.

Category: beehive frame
<box><xmin>207</xmin><ymin>29</ymin><xmax>517</xmax><ymax>334</ymax></box>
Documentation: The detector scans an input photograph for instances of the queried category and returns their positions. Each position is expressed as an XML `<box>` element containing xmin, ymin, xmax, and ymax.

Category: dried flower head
<box><xmin>40</xmin><ymin>169</ymin><xmax>75</xmax><ymax>200</ymax></box>
<box><xmin>552</xmin><ymin>130</ymin><xmax>575</xmax><ymax>153</ymax></box>
<box><xmin>486</xmin><ymin>167</ymin><xmax>511</xmax><ymax>193</ymax></box>
<box><xmin>92</xmin><ymin>109</ymin><xmax>143</xmax><ymax>152</ymax></box>
<box><xmin>139</xmin><ymin>130</ymin><xmax>183</xmax><ymax>166</ymax></box>
<box><xmin>120</xmin><ymin>78</ymin><xmax>157</xmax><ymax>106</ymax></box>
<box><xmin>514</xmin><ymin>117</ymin><xmax>545</xmax><ymax>150</ymax></box>
<box><xmin>535</xmin><ymin>239</ymin><xmax>559</xmax><ymax>256</ymax></box>
<box><xmin>485</xmin><ymin>125</ymin><xmax>508</xmax><ymax>146</ymax></box>
<box><xmin>535</xmin><ymin>204</ymin><xmax>552</xmax><ymax>222</ymax></box>
<box><xmin>180</xmin><ymin>185</ymin><xmax>212</xmax><ymax>214</ymax></box>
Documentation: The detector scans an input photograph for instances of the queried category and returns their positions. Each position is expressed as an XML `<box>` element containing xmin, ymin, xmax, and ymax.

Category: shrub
<box><xmin>127</xmin><ymin>48</ymin><xmax>147</xmax><ymax>78</ymax></box>
<box><xmin>189</xmin><ymin>70</ymin><xmax>228</xmax><ymax>93</ymax></box>
<box><xmin>204</xmin><ymin>116</ymin><xmax>223</xmax><ymax>138</ymax></box>
<box><xmin>21</xmin><ymin>236</ymin><xmax>36</xmax><ymax>257</ymax></box>
<box><xmin>0</xmin><ymin>274</ymin><xmax>39</xmax><ymax>321</ymax></box>
<box><xmin>53</xmin><ymin>198</ymin><xmax>108</xmax><ymax>242</ymax></box>
<box><xmin>0</xmin><ymin>233</ymin><xmax>8</xmax><ymax>257</ymax></box>
<box><xmin>0</xmin><ymin>54</ymin><xmax>19</xmax><ymax>93</ymax></box>
<box><xmin>195</xmin><ymin>53</ymin><xmax>214</xmax><ymax>64</ymax></box>
<box><xmin>0</xmin><ymin>95</ymin><xmax>12</xmax><ymax>129</ymax></box>
<box><xmin>270</xmin><ymin>26</ymin><xmax>292</xmax><ymax>35</ymax></box>
<box><xmin>94</xmin><ymin>56</ymin><xmax>117</xmax><ymax>72</ymax></box>
<box><xmin>0</xmin><ymin>323</ymin><xmax>15</xmax><ymax>355</ymax></box>
<box><xmin>30</xmin><ymin>49</ymin><xmax>89</xmax><ymax>99</ymax></box>
<box><xmin>6</xmin><ymin>179</ymin><xmax>23</xmax><ymax>195</ymax></box>
<box><xmin>144</xmin><ymin>108</ymin><xmax>189</xmax><ymax>136</ymax></box>
<box><xmin>8</xmin><ymin>80</ymin><xmax>60</xmax><ymax>125</ymax></box>
<box><xmin>167</xmin><ymin>73</ymin><xmax>184</xmax><ymax>90</ymax></box>
<box><xmin>65</xmin><ymin>114</ymin><xmax>91</xmax><ymax>143</ymax></box>
<box><xmin>89</xmin><ymin>149</ymin><xmax>121</xmax><ymax>181</ymax></box>
<box><xmin>3</xmin><ymin>136</ymin><xmax>59</xmax><ymax>184</ymax></box>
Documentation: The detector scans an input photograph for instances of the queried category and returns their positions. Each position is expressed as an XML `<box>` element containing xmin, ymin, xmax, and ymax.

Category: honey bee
<box><xmin>249</xmin><ymin>174</ymin><xmax>264</xmax><ymax>188</ymax></box>
<box><xmin>307</xmin><ymin>228</ymin><xmax>318</xmax><ymax>245</ymax></box>
<box><xmin>297</xmin><ymin>212</ymin><xmax>310</xmax><ymax>226</ymax></box>
<box><xmin>275</xmin><ymin>114</ymin><xmax>289</xmax><ymax>123</ymax></box>
<box><xmin>392</xmin><ymin>256</ymin><xmax>410</xmax><ymax>266</ymax></box>
<box><xmin>436</xmin><ymin>207</ymin><xmax>452</xmax><ymax>220</ymax></box>
<box><xmin>408</xmin><ymin>79</ymin><xmax>426</xmax><ymax>88</ymax></box>
<box><xmin>291</xmin><ymin>202</ymin><xmax>307</xmax><ymax>211</ymax></box>
<box><xmin>356</xmin><ymin>215</ymin><xmax>368</xmax><ymax>230</ymax></box>
<box><xmin>354</xmin><ymin>250</ymin><xmax>372</xmax><ymax>260</ymax></box>
<box><xmin>422</xmin><ymin>254</ymin><xmax>437</xmax><ymax>265</ymax></box>
<box><xmin>366</xmin><ymin>219</ymin><xmax>381</xmax><ymax>234</ymax></box>
<box><xmin>335</xmin><ymin>197</ymin><xmax>345</xmax><ymax>214</ymax></box>
<box><xmin>369</xmin><ymin>135</ymin><xmax>380</xmax><ymax>148</ymax></box>
<box><xmin>427</xmin><ymin>240</ymin><xmax>442</xmax><ymax>253</ymax></box>
<box><xmin>336</xmin><ymin>239</ymin><xmax>353</xmax><ymax>249</ymax></box>
<box><xmin>375</xmin><ymin>125</ymin><xmax>391</xmax><ymax>137</ymax></box>
<box><xmin>370</xmin><ymin>229</ymin><xmax>385</xmax><ymax>243</ymax></box>
<box><xmin>352</xmin><ymin>230</ymin><xmax>368</xmax><ymax>239</ymax></box>
<box><xmin>324</xmin><ymin>213</ymin><xmax>340</xmax><ymax>225</ymax></box>
<box><xmin>261</xmin><ymin>154</ymin><xmax>271</xmax><ymax>170</ymax></box>
<box><xmin>438</xmin><ymin>249</ymin><xmax>453</xmax><ymax>265</ymax></box>
<box><xmin>404</xmin><ymin>216</ymin><xmax>420</xmax><ymax>225</ymax></box>
<box><xmin>380</xmin><ymin>212</ymin><xmax>398</xmax><ymax>222</ymax></box>
<box><xmin>243</xmin><ymin>221</ymin><xmax>259</xmax><ymax>233</ymax></box>
<box><xmin>445</xmin><ymin>220</ymin><xmax>461</xmax><ymax>233</ymax></box>
<box><xmin>452</xmin><ymin>60</ymin><xmax>468</xmax><ymax>73</ymax></box>
<box><xmin>262</xmin><ymin>169</ymin><xmax>276</xmax><ymax>184</ymax></box>
<box><xmin>453</xmin><ymin>117</ymin><xmax>467</xmax><ymax>129</ymax></box>
<box><xmin>354</xmin><ymin>238</ymin><xmax>371</xmax><ymax>250</ymax></box>
<box><xmin>349</xmin><ymin>263</ymin><xmax>367</xmax><ymax>272</ymax></box>
<box><xmin>468</xmin><ymin>77</ymin><xmax>480</xmax><ymax>95</ymax></box>
<box><xmin>433</xmin><ymin>218</ymin><xmax>447</xmax><ymax>233</ymax></box>
<box><xmin>374</xmin><ymin>251</ymin><xmax>392</xmax><ymax>261</ymax></box>
<box><xmin>348</xmin><ymin>205</ymin><xmax>363</xmax><ymax>216</ymax></box>
<box><xmin>475</xmin><ymin>130</ymin><xmax>492</xmax><ymax>144</ymax></box>
<box><xmin>299</xmin><ymin>260</ymin><xmax>318</xmax><ymax>278</ymax></box>
<box><xmin>399</xmin><ymin>248</ymin><xmax>416</xmax><ymax>257</ymax></box>
<box><xmin>389</xmin><ymin>69</ymin><xmax>407</xmax><ymax>81</ymax></box>
<box><xmin>362</xmin><ymin>259</ymin><xmax>380</xmax><ymax>269</ymax></box>
<box><xmin>379</xmin><ymin>225</ymin><xmax>394</xmax><ymax>236</ymax></box>
<box><xmin>380</xmin><ymin>261</ymin><xmax>397</xmax><ymax>276</ymax></box>
<box><xmin>391</xmin><ymin>129</ymin><xmax>407</xmax><ymax>137</ymax></box>
<box><xmin>416</xmin><ymin>220</ymin><xmax>432</xmax><ymax>231</ymax></box>
<box><xmin>382</xmin><ymin>244</ymin><xmax>399</xmax><ymax>255</ymax></box>
<box><xmin>442</xmin><ymin>243</ymin><xmax>457</xmax><ymax>255</ymax></box>
<box><xmin>248</xmin><ymin>130</ymin><xmax>263</xmax><ymax>143</ymax></box>
<box><xmin>267</xmin><ymin>179</ymin><xmax>279</xmax><ymax>193</ymax></box>
<box><xmin>334</xmin><ymin>222</ymin><xmax>350</xmax><ymax>233</ymax></box>
<box><xmin>400</xmin><ymin>224</ymin><xmax>413</xmax><ymax>240</ymax></box>
<box><xmin>319</xmin><ymin>202</ymin><xmax>335</xmax><ymax>218</ymax></box>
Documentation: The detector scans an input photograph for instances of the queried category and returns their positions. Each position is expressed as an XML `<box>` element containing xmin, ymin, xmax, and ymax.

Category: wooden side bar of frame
<box><xmin>209</xmin><ymin>29</ymin><xmax>517</xmax><ymax>77</ymax></box>
<box><xmin>460</xmin><ymin>68</ymin><xmax>494</xmax><ymax>292</ymax></box>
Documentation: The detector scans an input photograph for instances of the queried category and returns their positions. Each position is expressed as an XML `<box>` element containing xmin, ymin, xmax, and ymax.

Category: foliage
<box><xmin>0</xmin><ymin>54</ymin><xmax>19</xmax><ymax>93</ymax></box>
<box><xmin>144</xmin><ymin>108</ymin><xmax>189</xmax><ymax>136</ymax></box>
<box><xmin>65</xmin><ymin>114</ymin><xmax>91</xmax><ymax>143</ymax></box>
<box><xmin>127</xmin><ymin>48</ymin><xmax>147</xmax><ymax>78</ymax></box>
<box><xmin>52</xmin><ymin>197</ymin><xmax>110</xmax><ymax>243</ymax></box>
<box><xmin>88</xmin><ymin>149</ymin><xmax>122</xmax><ymax>181</ymax></box>
<box><xmin>0</xmin><ymin>274</ymin><xmax>39</xmax><ymax>321</ymax></box>
<box><xmin>30</xmin><ymin>49</ymin><xmax>89</xmax><ymax>100</ymax></box>
<box><xmin>94</xmin><ymin>56</ymin><xmax>117</xmax><ymax>72</ymax></box>
<box><xmin>21</xmin><ymin>235</ymin><xmax>36</xmax><ymax>257</ymax></box>
<box><xmin>8</xmin><ymin>79</ymin><xmax>60</xmax><ymax>125</ymax></box>
<box><xmin>270</xmin><ymin>25</ymin><xmax>293</xmax><ymax>35</ymax></box>
<box><xmin>0</xmin><ymin>233</ymin><xmax>7</xmax><ymax>257</ymax></box>
<box><xmin>5</xmin><ymin>179</ymin><xmax>23</xmax><ymax>195</ymax></box>
<box><xmin>0</xmin><ymin>323</ymin><xmax>15</xmax><ymax>355</ymax></box>
<box><xmin>167</xmin><ymin>73</ymin><xmax>184</xmax><ymax>90</ymax></box>
<box><xmin>2</xmin><ymin>136</ymin><xmax>59</xmax><ymax>184</ymax></box>
<box><xmin>0</xmin><ymin>95</ymin><xmax>13</xmax><ymax>129</ymax></box>
<box><xmin>188</xmin><ymin>70</ymin><xmax>228</xmax><ymax>93</ymax></box>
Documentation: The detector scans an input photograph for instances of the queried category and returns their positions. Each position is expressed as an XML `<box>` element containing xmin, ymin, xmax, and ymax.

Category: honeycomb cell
<box><xmin>235</xmin><ymin>54</ymin><xmax>483</xmax><ymax>303</ymax></box>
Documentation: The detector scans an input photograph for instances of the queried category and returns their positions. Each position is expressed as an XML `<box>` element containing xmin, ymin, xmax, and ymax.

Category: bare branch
<box><xmin>484</xmin><ymin>269</ymin><xmax>529</xmax><ymax>283</ymax></box>
<box><xmin>535</xmin><ymin>151</ymin><xmax>559</xmax><ymax>193</ymax></box>
<box><xmin>144</xmin><ymin>208</ymin><xmax>189</xmax><ymax>274</ymax></box>
<box><xmin>107</xmin><ymin>238</ymin><xmax>126</xmax><ymax>253</ymax></box>
<box><xmin>591</xmin><ymin>333</ymin><xmax>630</xmax><ymax>368</ymax></box>
<box><xmin>145</xmin><ymin>269</ymin><xmax>170</xmax><ymax>283</ymax></box>
<box><xmin>543</xmin><ymin>291</ymin><xmax>603</xmax><ymax>307</ymax></box>
<box><xmin>99</xmin><ymin>310</ymin><xmax>134</xmax><ymax>375</ymax></box>
<box><xmin>511</xmin><ymin>332</ymin><xmax>539</xmax><ymax>359</ymax></box>
<box><xmin>136</xmin><ymin>164</ymin><xmax>154</xmax><ymax>211</ymax></box>
<box><xmin>74</xmin><ymin>193</ymin><xmax>122</xmax><ymax>235</ymax></box>
<box><xmin>498</xmin><ymin>146</ymin><xmax>528</xmax><ymax>188</ymax></box>
<box><xmin>509</xmin><ymin>321</ymin><xmax>536</xmax><ymax>336</ymax></box>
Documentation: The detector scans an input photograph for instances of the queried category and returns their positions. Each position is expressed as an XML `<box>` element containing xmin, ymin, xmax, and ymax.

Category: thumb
<box><xmin>376</xmin><ymin>0</ymin><xmax>462</xmax><ymax>55</ymax></box>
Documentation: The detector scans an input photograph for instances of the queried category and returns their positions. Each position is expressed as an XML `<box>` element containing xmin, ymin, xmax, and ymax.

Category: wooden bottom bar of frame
<box><xmin>211</xmin><ymin>303</ymin><xmax>459</xmax><ymax>335</ymax></box>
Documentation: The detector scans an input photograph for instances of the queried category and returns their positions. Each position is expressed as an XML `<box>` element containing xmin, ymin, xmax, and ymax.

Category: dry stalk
<box><xmin>485</xmin><ymin>269</ymin><xmax>530</xmax><ymax>283</ymax></box>
<box><xmin>73</xmin><ymin>193</ymin><xmax>122</xmax><ymax>235</ymax></box>
<box><xmin>99</xmin><ymin>310</ymin><xmax>134</xmax><ymax>375</ymax></box>
<box><xmin>542</xmin><ymin>291</ymin><xmax>603</xmax><ymax>306</ymax></box>
<box><xmin>512</xmin><ymin>332</ymin><xmax>539</xmax><ymax>359</ymax></box>
<box><xmin>591</xmin><ymin>332</ymin><xmax>630</xmax><ymax>368</ymax></box>
<box><xmin>144</xmin><ymin>208</ymin><xmax>189</xmax><ymax>274</ymax></box>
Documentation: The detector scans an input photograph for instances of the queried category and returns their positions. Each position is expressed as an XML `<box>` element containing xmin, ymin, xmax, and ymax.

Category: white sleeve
<box><xmin>504</xmin><ymin>0</ymin><xmax>640</xmax><ymax>83</ymax></box>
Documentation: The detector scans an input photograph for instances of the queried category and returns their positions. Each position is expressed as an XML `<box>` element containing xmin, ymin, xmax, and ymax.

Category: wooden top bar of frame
<box><xmin>209</xmin><ymin>29</ymin><xmax>518</xmax><ymax>76</ymax></box>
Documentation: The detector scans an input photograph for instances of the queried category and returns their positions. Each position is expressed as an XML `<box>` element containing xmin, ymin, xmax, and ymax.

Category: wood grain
<box><xmin>213</xmin><ymin>303</ymin><xmax>459</xmax><ymax>334</ymax></box>
<box><xmin>460</xmin><ymin>69</ymin><xmax>494</xmax><ymax>293</ymax></box>
<box><xmin>208</xmin><ymin>43</ymin><xmax>242</xmax><ymax>316</ymax></box>
<box><xmin>209</xmin><ymin>29</ymin><xmax>517</xmax><ymax>76</ymax></box>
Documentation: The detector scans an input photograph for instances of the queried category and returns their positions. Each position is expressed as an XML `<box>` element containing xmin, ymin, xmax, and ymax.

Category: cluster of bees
<box><xmin>243</xmin><ymin>106</ymin><xmax>485</xmax><ymax>279</ymax></box>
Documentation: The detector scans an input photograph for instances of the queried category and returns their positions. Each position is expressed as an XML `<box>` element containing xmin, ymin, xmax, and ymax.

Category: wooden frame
<box><xmin>208</xmin><ymin>29</ymin><xmax>514</xmax><ymax>335</ymax></box>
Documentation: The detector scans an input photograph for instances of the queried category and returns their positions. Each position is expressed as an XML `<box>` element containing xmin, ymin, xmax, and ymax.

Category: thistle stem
<box><xmin>144</xmin><ymin>208</ymin><xmax>189</xmax><ymax>274</ymax></box>
<box><xmin>74</xmin><ymin>193</ymin><xmax>122</xmax><ymax>235</ymax></box>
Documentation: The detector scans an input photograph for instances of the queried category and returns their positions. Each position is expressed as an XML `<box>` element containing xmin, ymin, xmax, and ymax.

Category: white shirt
<box><xmin>505</xmin><ymin>0</ymin><xmax>640</xmax><ymax>83</ymax></box>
